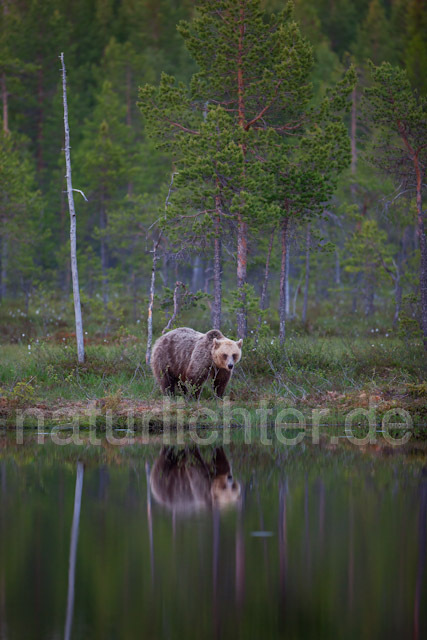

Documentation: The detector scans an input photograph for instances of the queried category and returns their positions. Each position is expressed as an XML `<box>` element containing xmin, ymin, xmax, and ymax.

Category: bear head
<box><xmin>210</xmin><ymin>472</ymin><xmax>241</xmax><ymax>507</ymax></box>
<box><xmin>212</xmin><ymin>337</ymin><xmax>243</xmax><ymax>371</ymax></box>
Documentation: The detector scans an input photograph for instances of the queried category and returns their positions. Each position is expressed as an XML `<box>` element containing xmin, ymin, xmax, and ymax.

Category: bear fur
<box><xmin>150</xmin><ymin>446</ymin><xmax>241</xmax><ymax>513</ymax></box>
<box><xmin>151</xmin><ymin>327</ymin><xmax>242</xmax><ymax>397</ymax></box>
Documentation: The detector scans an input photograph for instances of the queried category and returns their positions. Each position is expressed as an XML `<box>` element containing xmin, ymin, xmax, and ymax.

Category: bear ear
<box><xmin>213</xmin><ymin>338</ymin><xmax>220</xmax><ymax>348</ymax></box>
<box><xmin>236</xmin><ymin>339</ymin><xmax>243</xmax><ymax>348</ymax></box>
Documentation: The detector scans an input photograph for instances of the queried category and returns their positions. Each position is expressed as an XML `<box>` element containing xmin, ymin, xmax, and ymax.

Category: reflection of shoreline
<box><xmin>149</xmin><ymin>446</ymin><xmax>241</xmax><ymax>514</ymax></box>
<box><xmin>12</xmin><ymin>398</ymin><xmax>415</xmax><ymax>448</ymax></box>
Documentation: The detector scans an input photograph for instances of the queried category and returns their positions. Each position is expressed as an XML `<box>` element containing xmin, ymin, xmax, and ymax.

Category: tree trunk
<box><xmin>100</xmin><ymin>203</ymin><xmax>108</xmax><ymax>309</ymax></box>
<box><xmin>335</xmin><ymin>247</ymin><xmax>341</xmax><ymax>285</ymax></box>
<box><xmin>0</xmin><ymin>235</ymin><xmax>7</xmax><ymax>301</ymax></box>
<box><xmin>146</xmin><ymin>232</ymin><xmax>161</xmax><ymax>366</ymax></box>
<box><xmin>350</xmin><ymin>85</ymin><xmax>357</xmax><ymax>199</ymax></box>
<box><xmin>60</xmin><ymin>53</ymin><xmax>85</xmax><ymax>364</ymax></box>
<box><xmin>126</xmin><ymin>64</ymin><xmax>133</xmax><ymax>196</ymax></box>
<box><xmin>236</xmin><ymin>214</ymin><xmax>248</xmax><ymax>339</ymax></box>
<box><xmin>285</xmin><ymin>230</ymin><xmax>290</xmax><ymax>317</ymax></box>
<box><xmin>145</xmin><ymin>173</ymin><xmax>176</xmax><ymax>365</ymax></box>
<box><xmin>393</xmin><ymin>272</ymin><xmax>402</xmax><ymax>328</ymax></box>
<box><xmin>302</xmin><ymin>224</ymin><xmax>310</xmax><ymax>324</ymax></box>
<box><xmin>414</xmin><ymin>156</ymin><xmax>427</xmax><ymax>348</ymax></box>
<box><xmin>1</xmin><ymin>73</ymin><xmax>9</xmax><ymax>135</ymax></box>
<box><xmin>36</xmin><ymin>63</ymin><xmax>44</xmax><ymax>172</ymax></box>
<box><xmin>236</xmin><ymin>11</ymin><xmax>248</xmax><ymax>340</ymax></box>
<box><xmin>279</xmin><ymin>217</ymin><xmax>289</xmax><ymax>345</ymax></box>
<box><xmin>364</xmin><ymin>275</ymin><xmax>375</xmax><ymax>316</ymax></box>
<box><xmin>255</xmin><ymin>227</ymin><xmax>275</xmax><ymax>342</ymax></box>
<box><xmin>212</xmin><ymin>208</ymin><xmax>222</xmax><ymax>330</ymax></box>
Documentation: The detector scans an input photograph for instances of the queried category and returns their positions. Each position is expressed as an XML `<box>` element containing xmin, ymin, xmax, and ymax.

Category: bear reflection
<box><xmin>150</xmin><ymin>446</ymin><xmax>241</xmax><ymax>513</ymax></box>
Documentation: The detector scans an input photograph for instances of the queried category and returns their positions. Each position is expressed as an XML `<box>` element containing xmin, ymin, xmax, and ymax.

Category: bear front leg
<box><xmin>185</xmin><ymin>360</ymin><xmax>210</xmax><ymax>398</ymax></box>
<box><xmin>213</xmin><ymin>368</ymin><xmax>231</xmax><ymax>398</ymax></box>
<box><xmin>161</xmin><ymin>371</ymin><xmax>177</xmax><ymax>395</ymax></box>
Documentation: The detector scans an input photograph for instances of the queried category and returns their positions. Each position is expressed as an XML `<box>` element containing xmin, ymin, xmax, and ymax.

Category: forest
<box><xmin>0</xmin><ymin>0</ymin><xmax>426</xmax><ymax>430</ymax></box>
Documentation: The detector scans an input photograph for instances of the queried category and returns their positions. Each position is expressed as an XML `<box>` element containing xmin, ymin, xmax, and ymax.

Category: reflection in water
<box><xmin>150</xmin><ymin>447</ymin><xmax>241</xmax><ymax>513</ymax></box>
<box><xmin>145</xmin><ymin>461</ymin><xmax>155</xmax><ymax>586</ymax></box>
<box><xmin>1</xmin><ymin>440</ymin><xmax>426</xmax><ymax>640</ymax></box>
<box><xmin>413</xmin><ymin>469</ymin><xmax>427</xmax><ymax>640</ymax></box>
<box><xmin>64</xmin><ymin>462</ymin><xmax>84</xmax><ymax>640</ymax></box>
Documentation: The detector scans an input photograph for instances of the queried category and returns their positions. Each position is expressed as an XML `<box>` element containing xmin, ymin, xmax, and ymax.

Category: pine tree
<box><xmin>363</xmin><ymin>62</ymin><xmax>427</xmax><ymax>345</ymax></box>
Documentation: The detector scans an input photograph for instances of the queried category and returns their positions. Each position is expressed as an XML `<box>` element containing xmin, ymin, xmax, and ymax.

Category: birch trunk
<box><xmin>279</xmin><ymin>217</ymin><xmax>289</xmax><ymax>346</ymax></box>
<box><xmin>145</xmin><ymin>172</ymin><xmax>176</xmax><ymax>365</ymax></box>
<box><xmin>60</xmin><ymin>52</ymin><xmax>85</xmax><ymax>364</ymax></box>
<box><xmin>146</xmin><ymin>233</ymin><xmax>161</xmax><ymax>366</ymax></box>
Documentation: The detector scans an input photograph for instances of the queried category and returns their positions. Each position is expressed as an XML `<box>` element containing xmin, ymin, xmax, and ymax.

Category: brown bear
<box><xmin>151</xmin><ymin>327</ymin><xmax>242</xmax><ymax>397</ymax></box>
<box><xmin>150</xmin><ymin>446</ymin><xmax>241</xmax><ymax>513</ymax></box>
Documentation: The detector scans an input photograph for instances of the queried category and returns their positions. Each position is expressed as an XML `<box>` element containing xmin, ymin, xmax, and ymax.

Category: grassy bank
<box><xmin>0</xmin><ymin>334</ymin><xmax>426</xmax><ymax>436</ymax></box>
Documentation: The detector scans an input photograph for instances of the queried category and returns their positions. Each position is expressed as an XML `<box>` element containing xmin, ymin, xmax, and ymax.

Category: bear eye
<box><xmin>233</xmin><ymin>354</ymin><xmax>238</xmax><ymax>360</ymax></box>
<box><xmin>222</xmin><ymin>354</ymin><xmax>227</xmax><ymax>359</ymax></box>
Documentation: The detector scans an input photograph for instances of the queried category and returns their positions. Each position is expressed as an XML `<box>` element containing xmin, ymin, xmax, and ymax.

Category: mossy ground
<box><xmin>1</xmin><ymin>333</ymin><xmax>425</xmax><ymax>438</ymax></box>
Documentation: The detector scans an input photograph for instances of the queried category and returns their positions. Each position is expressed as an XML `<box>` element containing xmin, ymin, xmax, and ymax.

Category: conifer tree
<box><xmin>139</xmin><ymin>0</ymin><xmax>354</xmax><ymax>338</ymax></box>
<box><xmin>363</xmin><ymin>62</ymin><xmax>427</xmax><ymax>346</ymax></box>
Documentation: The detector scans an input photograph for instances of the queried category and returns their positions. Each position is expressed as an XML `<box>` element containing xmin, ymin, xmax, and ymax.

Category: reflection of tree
<box><xmin>145</xmin><ymin>462</ymin><xmax>155</xmax><ymax>587</ymax></box>
<box><xmin>0</xmin><ymin>570</ymin><xmax>7</xmax><ymax>640</ymax></box>
<box><xmin>64</xmin><ymin>462</ymin><xmax>84</xmax><ymax>640</ymax></box>
<box><xmin>348</xmin><ymin>486</ymin><xmax>354</xmax><ymax>613</ymax></box>
<box><xmin>278</xmin><ymin>478</ymin><xmax>288</xmax><ymax>629</ymax></box>
<box><xmin>235</xmin><ymin>486</ymin><xmax>246</xmax><ymax>612</ymax></box>
<box><xmin>413</xmin><ymin>470</ymin><xmax>427</xmax><ymax>640</ymax></box>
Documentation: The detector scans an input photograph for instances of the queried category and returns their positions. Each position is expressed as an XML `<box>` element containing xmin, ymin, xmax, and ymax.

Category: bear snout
<box><xmin>228</xmin><ymin>363</ymin><xmax>234</xmax><ymax>370</ymax></box>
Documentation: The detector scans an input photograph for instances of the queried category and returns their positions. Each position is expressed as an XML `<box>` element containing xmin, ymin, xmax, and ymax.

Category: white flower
<box><xmin>385</xmin><ymin>333</ymin><xmax>389</xmax><ymax>337</ymax></box>
<box><xmin>28</xmin><ymin>345</ymin><xmax>31</xmax><ymax>350</ymax></box>
<box><xmin>22</xmin><ymin>333</ymin><xmax>25</xmax><ymax>337</ymax></box>
<box><xmin>85</xmin><ymin>331</ymin><xmax>88</xmax><ymax>335</ymax></box>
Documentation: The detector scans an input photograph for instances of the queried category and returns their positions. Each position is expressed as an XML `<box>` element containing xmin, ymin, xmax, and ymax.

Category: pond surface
<box><xmin>0</xmin><ymin>434</ymin><xmax>426</xmax><ymax>640</ymax></box>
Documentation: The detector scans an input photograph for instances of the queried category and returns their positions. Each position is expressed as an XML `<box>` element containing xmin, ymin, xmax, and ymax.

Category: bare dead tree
<box><xmin>60</xmin><ymin>52</ymin><xmax>85</xmax><ymax>364</ymax></box>
<box><xmin>146</xmin><ymin>230</ymin><xmax>162</xmax><ymax>366</ymax></box>
<box><xmin>145</xmin><ymin>172</ymin><xmax>176</xmax><ymax>365</ymax></box>
<box><xmin>162</xmin><ymin>281</ymin><xmax>186</xmax><ymax>334</ymax></box>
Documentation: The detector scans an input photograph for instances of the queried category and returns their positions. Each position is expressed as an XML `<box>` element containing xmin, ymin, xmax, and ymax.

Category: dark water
<box><xmin>0</xmin><ymin>435</ymin><xmax>426</xmax><ymax>640</ymax></box>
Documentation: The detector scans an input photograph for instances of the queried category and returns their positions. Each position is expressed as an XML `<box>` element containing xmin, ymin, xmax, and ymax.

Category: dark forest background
<box><xmin>1</xmin><ymin>0</ymin><xmax>426</xmax><ymax>344</ymax></box>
